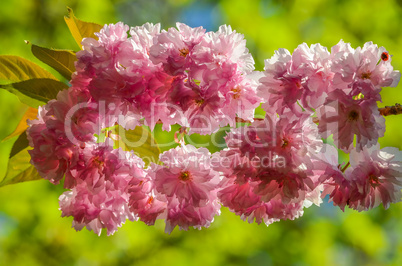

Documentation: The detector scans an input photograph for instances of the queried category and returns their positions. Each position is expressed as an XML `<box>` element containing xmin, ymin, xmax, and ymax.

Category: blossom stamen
<box><xmin>195</xmin><ymin>99</ymin><xmax>205</xmax><ymax>106</ymax></box>
<box><xmin>231</xmin><ymin>87</ymin><xmax>241</xmax><ymax>99</ymax></box>
<box><xmin>348</xmin><ymin>110</ymin><xmax>359</xmax><ymax>121</ymax></box>
<box><xmin>361</xmin><ymin>72</ymin><xmax>371</xmax><ymax>79</ymax></box>
<box><xmin>281</xmin><ymin>138</ymin><xmax>289</xmax><ymax>148</ymax></box>
<box><xmin>369</xmin><ymin>174</ymin><xmax>381</xmax><ymax>187</ymax></box>
<box><xmin>93</xmin><ymin>156</ymin><xmax>104</xmax><ymax>169</ymax></box>
<box><xmin>179</xmin><ymin>171</ymin><xmax>191</xmax><ymax>181</ymax></box>
<box><xmin>179</xmin><ymin>48</ymin><xmax>189</xmax><ymax>57</ymax></box>
<box><xmin>147</xmin><ymin>196</ymin><xmax>154</xmax><ymax>205</ymax></box>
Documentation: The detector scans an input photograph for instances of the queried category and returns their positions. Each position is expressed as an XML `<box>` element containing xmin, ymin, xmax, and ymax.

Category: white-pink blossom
<box><xmin>192</xmin><ymin>25</ymin><xmax>255</xmax><ymax>75</ymax></box>
<box><xmin>142</xmin><ymin>145</ymin><xmax>222</xmax><ymax>233</ymax></box>
<box><xmin>331</xmin><ymin>41</ymin><xmax>401</xmax><ymax>97</ymax></box>
<box><xmin>258</xmin><ymin>43</ymin><xmax>333</xmax><ymax>115</ymax></box>
<box><xmin>317</xmin><ymin>89</ymin><xmax>385</xmax><ymax>152</ymax></box>
<box><xmin>346</xmin><ymin>145</ymin><xmax>402</xmax><ymax>211</ymax></box>
<box><xmin>59</xmin><ymin>144</ymin><xmax>145</xmax><ymax>235</ymax></box>
<box><xmin>150</xmin><ymin>23</ymin><xmax>205</xmax><ymax>75</ymax></box>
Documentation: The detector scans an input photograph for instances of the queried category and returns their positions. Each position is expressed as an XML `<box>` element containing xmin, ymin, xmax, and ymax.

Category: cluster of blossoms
<box><xmin>74</xmin><ymin>22</ymin><xmax>259</xmax><ymax>134</ymax></box>
<box><xmin>26</xmin><ymin>21</ymin><xmax>402</xmax><ymax>235</ymax></box>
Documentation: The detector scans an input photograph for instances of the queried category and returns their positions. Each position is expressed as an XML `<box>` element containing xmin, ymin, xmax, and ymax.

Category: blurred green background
<box><xmin>1</xmin><ymin>0</ymin><xmax>402</xmax><ymax>265</ymax></box>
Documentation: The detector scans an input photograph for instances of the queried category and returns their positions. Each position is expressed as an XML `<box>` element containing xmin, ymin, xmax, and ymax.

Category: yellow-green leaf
<box><xmin>0</xmin><ymin>55</ymin><xmax>56</xmax><ymax>84</ymax></box>
<box><xmin>2</xmin><ymin>107</ymin><xmax>37</xmax><ymax>142</ymax></box>
<box><xmin>110</xmin><ymin>125</ymin><xmax>160</xmax><ymax>167</ymax></box>
<box><xmin>0</xmin><ymin>148</ymin><xmax>41</xmax><ymax>187</ymax></box>
<box><xmin>31</xmin><ymin>44</ymin><xmax>76</xmax><ymax>80</ymax></box>
<box><xmin>64</xmin><ymin>7</ymin><xmax>103</xmax><ymax>49</ymax></box>
<box><xmin>0</xmin><ymin>78</ymin><xmax>68</xmax><ymax>108</ymax></box>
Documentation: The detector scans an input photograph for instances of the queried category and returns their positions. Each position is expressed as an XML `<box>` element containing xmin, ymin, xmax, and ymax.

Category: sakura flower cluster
<box><xmin>75</xmin><ymin>22</ymin><xmax>260</xmax><ymax>133</ymax></box>
<box><xmin>212</xmin><ymin>112</ymin><xmax>324</xmax><ymax>225</ymax></box>
<box><xmin>258</xmin><ymin>41</ymin><xmax>399</xmax><ymax>152</ymax></box>
<box><xmin>255</xmin><ymin>40</ymin><xmax>402</xmax><ymax>214</ymax></box>
<box><xmin>27</xmin><ymin>21</ymin><xmax>259</xmax><ymax>235</ymax></box>
<box><xmin>26</xmin><ymin>21</ymin><xmax>402</xmax><ymax>236</ymax></box>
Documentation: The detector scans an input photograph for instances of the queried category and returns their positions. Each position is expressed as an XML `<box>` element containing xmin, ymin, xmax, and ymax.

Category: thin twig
<box><xmin>379</xmin><ymin>103</ymin><xmax>402</xmax><ymax>116</ymax></box>
<box><xmin>341</xmin><ymin>162</ymin><xmax>350</xmax><ymax>173</ymax></box>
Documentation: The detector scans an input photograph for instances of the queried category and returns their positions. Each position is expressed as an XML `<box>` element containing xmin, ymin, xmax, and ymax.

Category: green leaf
<box><xmin>0</xmin><ymin>78</ymin><xmax>68</xmax><ymax>108</ymax></box>
<box><xmin>2</xmin><ymin>107</ymin><xmax>37</xmax><ymax>142</ymax></box>
<box><xmin>0</xmin><ymin>148</ymin><xmax>41</xmax><ymax>187</ymax></box>
<box><xmin>31</xmin><ymin>44</ymin><xmax>76</xmax><ymax>80</ymax></box>
<box><xmin>64</xmin><ymin>7</ymin><xmax>103</xmax><ymax>49</ymax></box>
<box><xmin>109</xmin><ymin>125</ymin><xmax>161</xmax><ymax>167</ymax></box>
<box><xmin>0</xmin><ymin>55</ymin><xmax>56</xmax><ymax>84</ymax></box>
<box><xmin>9</xmin><ymin>131</ymin><xmax>30</xmax><ymax>158</ymax></box>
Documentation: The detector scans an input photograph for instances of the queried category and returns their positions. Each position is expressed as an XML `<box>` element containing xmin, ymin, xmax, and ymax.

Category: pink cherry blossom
<box><xmin>317</xmin><ymin>89</ymin><xmax>385</xmax><ymax>152</ymax></box>
<box><xmin>315</xmin><ymin>144</ymin><xmax>352</xmax><ymax>211</ymax></box>
<box><xmin>182</xmin><ymin>81</ymin><xmax>227</xmax><ymax>134</ymax></box>
<box><xmin>164</xmin><ymin>195</ymin><xmax>221</xmax><ymax>233</ymax></box>
<box><xmin>331</xmin><ymin>41</ymin><xmax>401</xmax><ymax>97</ymax></box>
<box><xmin>192</xmin><ymin>25</ymin><xmax>254</xmax><ymax>75</ymax></box>
<box><xmin>346</xmin><ymin>145</ymin><xmax>402</xmax><ymax>211</ymax></box>
<box><xmin>76</xmin><ymin>22</ymin><xmax>181</xmax><ymax>131</ymax></box>
<box><xmin>150</xmin><ymin>23</ymin><xmax>206</xmax><ymax>75</ymax></box>
<box><xmin>213</xmin><ymin>149</ymin><xmax>313</xmax><ymax>226</ymax></box>
<box><xmin>130</xmin><ymin>23</ymin><xmax>161</xmax><ymax>55</ymax></box>
<box><xmin>59</xmin><ymin>180</ymin><xmax>135</xmax><ymax>236</ymax></box>
<box><xmin>213</xmin><ymin>113</ymin><xmax>324</xmax><ymax>223</ymax></box>
<box><xmin>59</xmin><ymin>144</ymin><xmax>145</xmax><ymax>235</ymax></box>
<box><xmin>176</xmin><ymin>74</ymin><xmax>260</xmax><ymax>134</ymax></box>
<box><xmin>221</xmin><ymin>73</ymin><xmax>262</xmax><ymax>126</ymax></box>
<box><xmin>144</xmin><ymin>144</ymin><xmax>222</xmax><ymax>233</ymax></box>
<box><xmin>242</xmin><ymin>198</ymin><xmax>305</xmax><ymax>226</ymax></box>
<box><xmin>319</xmin><ymin>144</ymin><xmax>402</xmax><ymax>211</ymax></box>
<box><xmin>27</xmin><ymin>106</ymin><xmax>73</xmax><ymax>184</ymax></box>
<box><xmin>27</xmin><ymin>88</ymin><xmax>99</xmax><ymax>185</ymax></box>
<box><xmin>128</xmin><ymin>175</ymin><xmax>167</xmax><ymax>226</ymax></box>
<box><xmin>258</xmin><ymin>43</ymin><xmax>333</xmax><ymax>115</ymax></box>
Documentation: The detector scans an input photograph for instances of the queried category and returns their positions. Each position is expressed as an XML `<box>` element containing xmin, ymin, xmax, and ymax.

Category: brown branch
<box><xmin>235</xmin><ymin>117</ymin><xmax>263</xmax><ymax>123</ymax></box>
<box><xmin>379</xmin><ymin>103</ymin><xmax>402</xmax><ymax>116</ymax></box>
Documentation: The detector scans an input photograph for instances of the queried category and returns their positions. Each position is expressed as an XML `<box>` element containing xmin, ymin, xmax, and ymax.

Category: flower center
<box><xmin>147</xmin><ymin>196</ymin><xmax>154</xmax><ymax>204</ymax></box>
<box><xmin>231</xmin><ymin>87</ymin><xmax>241</xmax><ymax>99</ymax></box>
<box><xmin>369</xmin><ymin>174</ymin><xmax>381</xmax><ymax>187</ymax></box>
<box><xmin>179</xmin><ymin>171</ymin><xmax>191</xmax><ymax>181</ymax></box>
<box><xmin>179</xmin><ymin>48</ymin><xmax>189</xmax><ymax>57</ymax></box>
<box><xmin>195</xmin><ymin>98</ymin><xmax>204</xmax><ymax>106</ymax></box>
<box><xmin>282</xmin><ymin>138</ymin><xmax>289</xmax><ymax>148</ymax></box>
<box><xmin>348</xmin><ymin>110</ymin><xmax>359</xmax><ymax>121</ymax></box>
<box><xmin>361</xmin><ymin>72</ymin><xmax>371</xmax><ymax>79</ymax></box>
<box><xmin>93</xmin><ymin>156</ymin><xmax>104</xmax><ymax>168</ymax></box>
